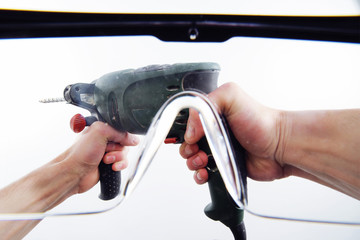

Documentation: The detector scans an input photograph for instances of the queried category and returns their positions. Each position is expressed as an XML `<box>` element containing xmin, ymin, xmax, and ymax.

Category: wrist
<box><xmin>273</xmin><ymin>110</ymin><xmax>292</xmax><ymax>167</ymax></box>
<box><xmin>274</xmin><ymin>110</ymin><xmax>331</xmax><ymax>169</ymax></box>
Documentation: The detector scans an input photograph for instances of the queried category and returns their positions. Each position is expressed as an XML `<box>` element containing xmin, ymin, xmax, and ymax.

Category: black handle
<box><xmin>199</xmin><ymin>116</ymin><xmax>247</xmax><ymax>240</ymax></box>
<box><xmin>98</xmin><ymin>161</ymin><xmax>121</xmax><ymax>200</ymax></box>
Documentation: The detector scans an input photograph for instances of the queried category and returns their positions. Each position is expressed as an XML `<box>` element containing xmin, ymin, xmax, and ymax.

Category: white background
<box><xmin>0</xmin><ymin>1</ymin><xmax>360</xmax><ymax>240</ymax></box>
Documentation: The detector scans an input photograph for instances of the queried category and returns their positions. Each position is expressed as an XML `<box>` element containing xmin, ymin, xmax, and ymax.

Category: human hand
<box><xmin>179</xmin><ymin>82</ymin><xmax>292</xmax><ymax>184</ymax></box>
<box><xmin>60</xmin><ymin>121</ymin><xmax>139</xmax><ymax>194</ymax></box>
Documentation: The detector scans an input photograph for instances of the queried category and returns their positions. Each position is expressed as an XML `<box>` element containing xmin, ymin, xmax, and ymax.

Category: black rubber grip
<box><xmin>98</xmin><ymin>161</ymin><xmax>121</xmax><ymax>200</ymax></box>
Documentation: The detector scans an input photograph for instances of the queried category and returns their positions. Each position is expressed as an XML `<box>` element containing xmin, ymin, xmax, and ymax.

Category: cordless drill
<box><xmin>63</xmin><ymin>62</ymin><xmax>247</xmax><ymax>240</ymax></box>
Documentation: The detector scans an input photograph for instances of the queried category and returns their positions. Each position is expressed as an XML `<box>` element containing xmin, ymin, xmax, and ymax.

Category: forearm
<box><xmin>0</xmin><ymin>154</ymin><xmax>79</xmax><ymax>239</ymax></box>
<box><xmin>278</xmin><ymin>109</ymin><xmax>360</xmax><ymax>199</ymax></box>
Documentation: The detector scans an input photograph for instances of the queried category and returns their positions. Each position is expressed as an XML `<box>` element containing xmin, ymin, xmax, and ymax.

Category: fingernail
<box><xmin>192</xmin><ymin>156</ymin><xmax>203</xmax><ymax>167</ymax></box>
<box><xmin>114</xmin><ymin>162</ymin><xmax>124</xmax><ymax>171</ymax></box>
<box><xmin>196</xmin><ymin>171</ymin><xmax>203</xmax><ymax>181</ymax></box>
<box><xmin>185</xmin><ymin>124</ymin><xmax>194</xmax><ymax>140</ymax></box>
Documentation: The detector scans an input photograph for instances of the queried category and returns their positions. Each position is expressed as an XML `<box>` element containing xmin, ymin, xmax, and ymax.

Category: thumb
<box><xmin>184</xmin><ymin>108</ymin><xmax>205</xmax><ymax>144</ymax></box>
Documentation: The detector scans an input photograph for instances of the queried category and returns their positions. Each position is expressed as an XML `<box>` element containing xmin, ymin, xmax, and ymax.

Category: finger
<box><xmin>194</xmin><ymin>169</ymin><xmax>209</xmax><ymax>184</ymax></box>
<box><xmin>105</xmin><ymin>142</ymin><xmax>126</xmax><ymax>152</ymax></box>
<box><xmin>186</xmin><ymin>151</ymin><xmax>208</xmax><ymax>170</ymax></box>
<box><xmin>112</xmin><ymin>159</ymin><xmax>128</xmax><ymax>171</ymax></box>
<box><xmin>90</xmin><ymin>122</ymin><xmax>140</xmax><ymax>146</ymax></box>
<box><xmin>184</xmin><ymin>108</ymin><xmax>205</xmax><ymax>144</ymax></box>
<box><xmin>103</xmin><ymin>151</ymin><xmax>129</xmax><ymax>171</ymax></box>
<box><xmin>103</xmin><ymin>149</ymin><xmax>129</xmax><ymax>164</ymax></box>
<box><xmin>179</xmin><ymin>142</ymin><xmax>199</xmax><ymax>159</ymax></box>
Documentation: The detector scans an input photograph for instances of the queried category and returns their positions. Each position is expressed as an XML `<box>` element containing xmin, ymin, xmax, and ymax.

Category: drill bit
<box><xmin>39</xmin><ymin>97</ymin><xmax>65</xmax><ymax>103</ymax></box>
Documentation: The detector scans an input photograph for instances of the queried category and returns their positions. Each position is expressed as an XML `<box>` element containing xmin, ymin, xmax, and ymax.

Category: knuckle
<box><xmin>179</xmin><ymin>143</ymin><xmax>188</xmax><ymax>158</ymax></box>
<box><xmin>90</xmin><ymin>121</ymin><xmax>106</xmax><ymax>133</ymax></box>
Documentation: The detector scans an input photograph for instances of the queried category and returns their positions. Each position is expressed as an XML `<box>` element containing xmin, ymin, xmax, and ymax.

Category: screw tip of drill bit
<box><xmin>39</xmin><ymin>97</ymin><xmax>65</xmax><ymax>103</ymax></box>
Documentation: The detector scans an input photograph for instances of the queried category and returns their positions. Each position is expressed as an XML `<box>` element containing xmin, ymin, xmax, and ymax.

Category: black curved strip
<box><xmin>0</xmin><ymin>9</ymin><xmax>359</xmax><ymax>43</ymax></box>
